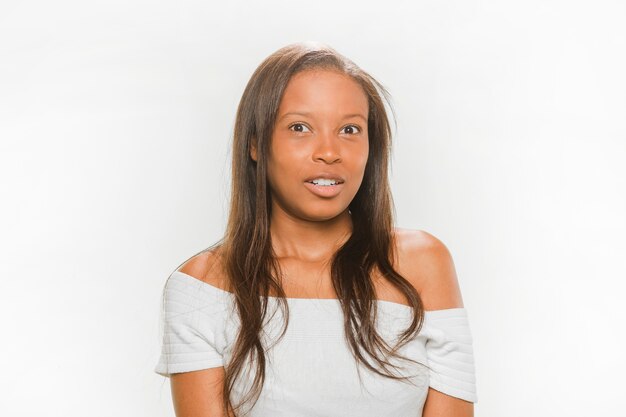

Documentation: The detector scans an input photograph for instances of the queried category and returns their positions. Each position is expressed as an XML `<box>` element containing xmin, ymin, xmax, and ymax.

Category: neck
<box><xmin>269</xmin><ymin>206</ymin><xmax>352</xmax><ymax>263</ymax></box>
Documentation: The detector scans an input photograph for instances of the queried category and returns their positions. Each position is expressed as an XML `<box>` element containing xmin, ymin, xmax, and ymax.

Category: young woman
<box><xmin>155</xmin><ymin>42</ymin><xmax>477</xmax><ymax>417</ymax></box>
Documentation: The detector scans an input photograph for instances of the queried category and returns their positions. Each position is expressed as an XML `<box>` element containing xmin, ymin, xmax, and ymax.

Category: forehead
<box><xmin>277</xmin><ymin>69</ymin><xmax>369</xmax><ymax>116</ymax></box>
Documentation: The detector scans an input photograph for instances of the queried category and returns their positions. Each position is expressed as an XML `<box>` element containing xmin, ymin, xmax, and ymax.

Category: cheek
<box><xmin>268</xmin><ymin>138</ymin><xmax>310</xmax><ymax>175</ymax></box>
<box><xmin>266</xmin><ymin>150</ymin><xmax>304</xmax><ymax>192</ymax></box>
<box><xmin>270</xmin><ymin>149</ymin><xmax>297</xmax><ymax>171</ymax></box>
<box><xmin>354</xmin><ymin>143</ymin><xmax>370</xmax><ymax>175</ymax></box>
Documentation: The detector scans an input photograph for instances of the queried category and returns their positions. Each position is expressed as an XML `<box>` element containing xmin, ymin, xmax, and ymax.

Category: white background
<box><xmin>1</xmin><ymin>0</ymin><xmax>624</xmax><ymax>416</ymax></box>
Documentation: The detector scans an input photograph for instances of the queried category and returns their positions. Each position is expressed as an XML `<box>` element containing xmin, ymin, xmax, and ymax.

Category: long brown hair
<box><xmin>201</xmin><ymin>42</ymin><xmax>426</xmax><ymax>416</ymax></box>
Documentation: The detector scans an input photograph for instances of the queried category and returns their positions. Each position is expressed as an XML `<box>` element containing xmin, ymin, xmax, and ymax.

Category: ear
<box><xmin>249</xmin><ymin>138</ymin><xmax>258</xmax><ymax>162</ymax></box>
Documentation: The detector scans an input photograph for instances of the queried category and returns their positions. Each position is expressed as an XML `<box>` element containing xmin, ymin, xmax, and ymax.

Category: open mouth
<box><xmin>305</xmin><ymin>179</ymin><xmax>345</xmax><ymax>186</ymax></box>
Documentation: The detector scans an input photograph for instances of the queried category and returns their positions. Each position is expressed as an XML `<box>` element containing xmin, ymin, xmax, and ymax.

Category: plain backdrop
<box><xmin>1</xmin><ymin>0</ymin><xmax>624</xmax><ymax>416</ymax></box>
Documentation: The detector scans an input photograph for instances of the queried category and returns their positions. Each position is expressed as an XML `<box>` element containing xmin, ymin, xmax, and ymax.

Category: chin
<box><xmin>306</xmin><ymin>214</ymin><xmax>341</xmax><ymax>222</ymax></box>
<box><xmin>299</xmin><ymin>206</ymin><xmax>350</xmax><ymax>222</ymax></box>
<box><xmin>271</xmin><ymin>194</ymin><xmax>352</xmax><ymax>223</ymax></box>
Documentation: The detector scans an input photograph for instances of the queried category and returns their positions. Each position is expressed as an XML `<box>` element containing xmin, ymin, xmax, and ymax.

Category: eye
<box><xmin>341</xmin><ymin>124</ymin><xmax>361</xmax><ymax>135</ymax></box>
<box><xmin>288</xmin><ymin>123</ymin><xmax>311</xmax><ymax>133</ymax></box>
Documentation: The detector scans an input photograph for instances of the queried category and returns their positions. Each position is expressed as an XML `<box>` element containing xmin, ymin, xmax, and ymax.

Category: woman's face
<box><xmin>255</xmin><ymin>69</ymin><xmax>370</xmax><ymax>222</ymax></box>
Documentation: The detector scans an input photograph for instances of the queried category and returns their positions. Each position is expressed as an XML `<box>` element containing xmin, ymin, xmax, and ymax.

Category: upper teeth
<box><xmin>311</xmin><ymin>178</ymin><xmax>339</xmax><ymax>186</ymax></box>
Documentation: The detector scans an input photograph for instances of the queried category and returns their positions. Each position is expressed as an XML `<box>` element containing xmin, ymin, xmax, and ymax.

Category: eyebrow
<box><xmin>278</xmin><ymin>111</ymin><xmax>367</xmax><ymax>122</ymax></box>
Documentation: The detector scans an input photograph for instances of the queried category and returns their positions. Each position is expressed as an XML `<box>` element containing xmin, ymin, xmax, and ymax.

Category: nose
<box><xmin>312</xmin><ymin>132</ymin><xmax>341</xmax><ymax>164</ymax></box>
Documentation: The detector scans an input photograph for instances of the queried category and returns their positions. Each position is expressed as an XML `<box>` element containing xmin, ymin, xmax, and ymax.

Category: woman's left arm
<box><xmin>397</xmin><ymin>229</ymin><xmax>476</xmax><ymax>417</ymax></box>
<box><xmin>423</xmin><ymin>388</ymin><xmax>474</xmax><ymax>417</ymax></box>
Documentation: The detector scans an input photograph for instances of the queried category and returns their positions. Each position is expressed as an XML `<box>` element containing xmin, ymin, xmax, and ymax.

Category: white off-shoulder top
<box><xmin>154</xmin><ymin>271</ymin><xmax>478</xmax><ymax>416</ymax></box>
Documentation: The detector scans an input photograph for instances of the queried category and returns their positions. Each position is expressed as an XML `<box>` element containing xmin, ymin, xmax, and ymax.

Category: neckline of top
<box><xmin>171</xmin><ymin>270</ymin><xmax>467</xmax><ymax>315</ymax></box>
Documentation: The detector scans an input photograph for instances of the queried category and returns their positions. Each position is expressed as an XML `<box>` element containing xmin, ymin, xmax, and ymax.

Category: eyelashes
<box><xmin>288</xmin><ymin>123</ymin><xmax>311</xmax><ymax>133</ymax></box>
<box><xmin>288</xmin><ymin>123</ymin><xmax>362</xmax><ymax>135</ymax></box>
<box><xmin>341</xmin><ymin>124</ymin><xmax>361</xmax><ymax>135</ymax></box>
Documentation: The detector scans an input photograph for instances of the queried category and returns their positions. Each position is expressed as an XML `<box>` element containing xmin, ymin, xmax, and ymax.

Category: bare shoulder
<box><xmin>176</xmin><ymin>247</ymin><xmax>230</xmax><ymax>292</ymax></box>
<box><xmin>167</xmin><ymin>249</ymin><xmax>234</xmax><ymax>416</ymax></box>
<box><xmin>392</xmin><ymin>228</ymin><xmax>464</xmax><ymax>311</ymax></box>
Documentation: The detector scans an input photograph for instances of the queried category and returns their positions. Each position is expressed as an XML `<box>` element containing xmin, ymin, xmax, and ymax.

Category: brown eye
<box><xmin>289</xmin><ymin>123</ymin><xmax>310</xmax><ymax>133</ymax></box>
<box><xmin>341</xmin><ymin>125</ymin><xmax>361</xmax><ymax>135</ymax></box>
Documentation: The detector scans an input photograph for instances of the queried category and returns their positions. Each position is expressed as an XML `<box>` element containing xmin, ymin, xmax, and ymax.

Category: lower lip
<box><xmin>304</xmin><ymin>181</ymin><xmax>345</xmax><ymax>198</ymax></box>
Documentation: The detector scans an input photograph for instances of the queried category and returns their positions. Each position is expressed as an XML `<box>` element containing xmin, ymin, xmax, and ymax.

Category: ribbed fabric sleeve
<box><xmin>154</xmin><ymin>273</ymin><xmax>225</xmax><ymax>377</ymax></box>
<box><xmin>424</xmin><ymin>308</ymin><xmax>478</xmax><ymax>403</ymax></box>
<box><xmin>153</xmin><ymin>270</ymin><xmax>480</xmax><ymax>412</ymax></box>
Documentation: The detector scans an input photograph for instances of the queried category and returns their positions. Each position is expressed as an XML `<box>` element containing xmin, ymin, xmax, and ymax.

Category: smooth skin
<box><xmin>169</xmin><ymin>69</ymin><xmax>473</xmax><ymax>416</ymax></box>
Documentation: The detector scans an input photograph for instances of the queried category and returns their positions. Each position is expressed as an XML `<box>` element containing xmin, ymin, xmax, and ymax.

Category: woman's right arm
<box><xmin>170</xmin><ymin>367</ymin><xmax>232</xmax><ymax>417</ymax></box>
<box><xmin>163</xmin><ymin>252</ymin><xmax>234</xmax><ymax>417</ymax></box>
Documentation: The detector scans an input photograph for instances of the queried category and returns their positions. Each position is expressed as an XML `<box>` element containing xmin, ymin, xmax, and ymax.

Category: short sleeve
<box><xmin>154</xmin><ymin>272</ymin><xmax>225</xmax><ymax>377</ymax></box>
<box><xmin>423</xmin><ymin>307</ymin><xmax>478</xmax><ymax>403</ymax></box>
